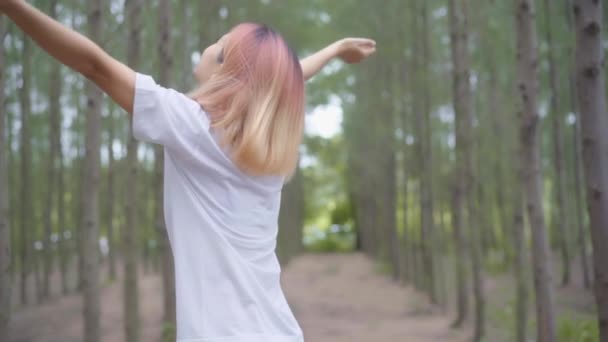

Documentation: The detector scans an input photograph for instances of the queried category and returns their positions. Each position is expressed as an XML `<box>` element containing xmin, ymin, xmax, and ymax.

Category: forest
<box><xmin>0</xmin><ymin>0</ymin><xmax>607</xmax><ymax>341</ymax></box>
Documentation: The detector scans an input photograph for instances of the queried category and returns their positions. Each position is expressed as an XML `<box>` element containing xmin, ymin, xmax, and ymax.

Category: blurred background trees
<box><xmin>1</xmin><ymin>0</ymin><xmax>606</xmax><ymax>341</ymax></box>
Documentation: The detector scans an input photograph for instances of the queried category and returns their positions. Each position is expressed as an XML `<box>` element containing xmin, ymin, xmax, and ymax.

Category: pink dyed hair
<box><xmin>191</xmin><ymin>23</ymin><xmax>305</xmax><ymax>177</ymax></box>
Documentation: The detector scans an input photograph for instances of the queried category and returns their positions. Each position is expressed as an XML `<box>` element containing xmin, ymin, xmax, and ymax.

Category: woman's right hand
<box><xmin>335</xmin><ymin>38</ymin><xmax>377</xmax><ymax>64</ymax></box>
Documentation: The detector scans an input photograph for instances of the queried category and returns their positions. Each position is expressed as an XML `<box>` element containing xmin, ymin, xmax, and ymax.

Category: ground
<box><xmin>283</xmin><ymin>253</ymin><xmax>469</xmax><ymax>342</ymax></box>
<box><xmin>8</xmin><ymin>252</ymin><xmax>469</xmax><ymax>342</ymax></box>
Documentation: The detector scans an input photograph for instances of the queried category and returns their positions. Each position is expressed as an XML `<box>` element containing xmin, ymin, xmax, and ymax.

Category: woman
<box><xmin>2</xmin><ymin>1</ymin><xmax>375</xmax><ymax>341</ymax></box>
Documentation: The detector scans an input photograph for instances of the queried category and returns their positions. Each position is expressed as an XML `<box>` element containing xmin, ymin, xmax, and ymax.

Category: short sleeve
<box><xmin>132</xmin><ymin>72</ymin><xmax>210</xmax><ymax>155</ymax></box>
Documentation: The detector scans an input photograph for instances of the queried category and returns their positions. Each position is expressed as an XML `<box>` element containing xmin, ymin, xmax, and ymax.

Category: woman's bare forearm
<box><xmin>4</xmin><ymin>0</ymin><xmax>136</xmax><ymax>113</ymax></box>
<box><xmin>300</xmin><ymin>41</ymin><xmax>342</xmax><ymax>81</ymax></box>
<box><xmin>4</xmin><ymin>1</ymin><xmax>109</xmax><ymax>78</ymax></box>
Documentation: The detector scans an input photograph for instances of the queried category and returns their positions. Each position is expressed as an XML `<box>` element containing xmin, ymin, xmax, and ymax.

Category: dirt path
<box><xmin>283</xmin><ymin>253</ymin><xmax>468</xmax><ymax>342</ymax></box>
<box><xmin>9</xmin><ymin>253</ymin><xmax>468</xmax><ymax>342</ymax></box>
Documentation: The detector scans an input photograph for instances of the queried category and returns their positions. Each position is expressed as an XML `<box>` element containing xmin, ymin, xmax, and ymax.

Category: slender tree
<box><xmin>42</xmin><ymin>0</ymin><xmax>62</xmax><ymax>300</ymax></box>
<box><xmin>397</xmin><ymin>45</ymin><xmax>411</xmax><ymax>284</ymax></box>
<box><xmin>0</xmin><ymin>16</ymin><xmax>10</xmax><ymax>342</ymax></box>
<box><xmin>19</xmin><ymin>33</ymin><xmax>32</xmax><ymax>306</ymax></box>
<box><xmin>278</xmin><ymin>168</ymin><xmax>305</xmax><ymax>264</ymax></box>
<box><xmin>448</xmin><ymin>0</ymin><xmax>470</xmax><ymax>327</ymax></box>
<box><xmin>106</xmin><ymin>103</ymin><xmax>117</xmax><ymax>281</ymax></box>
<box><xmin>124</xmin><ymin>0</ymin><xmax>143</xmax><ymax>340</ymax></box>
<box><xmin>56</xmin><ymin>44</ymin><xmax>68</xmax><ymax>298</ymax></box>
<box><xmin>573</xmin><ymin>0</ymin><xmax>608</xmax><ymax>339</ymax></box>
<box><xmin>543</xmin><ymin>0</ymin><xmax>570</xmax><ymax>286</ymax></box>
<box><xmin>514</xmin><ymin>0</ymin><xmax>556</xmax><ymax>340</ymax></box>
<box><xmin>512</xmin><ymin>185</ymin><xmax>529</xmax><ymax>342</ymax></box>
<box><xmin>179</xmin><ymin>0</ymin><xmax>192</xmax><ymax>91</ymax></box>
<box><xmin>81</xmin><ymin>0</ymin><xmax>103</xmax><ymax>340</ymax></box>
<box><xmin>452</xmin><ymin>0</ymin><xmax>484</xmax><ymax>338</ymax></box>
<box><xmin>158</xmin><ymin>0</ymin><xmax>176</xmax><ymax>336</ymax></box>
<box><xmin>418</xmin><ymin>0</ymin><xmax>436</xmax><ymax>303</ymax></box>
<box><xmin>103</xmin><ymin>2</ymin><xmax>117</xmax><ymax>280</ymax></box>
<box><xmin>387</xmin><ymin>33</ymin><xmax>404</xmax><ymax>282</ymax></box>
<box><xmin>7</xmin><ymin>34</ymin><xmax>15</xmax><ymax>286</ymax></box>
<box><xmin>565</xmin><ymin>0</ymin><xmax>592</xmax><ymax>291</ymax></box>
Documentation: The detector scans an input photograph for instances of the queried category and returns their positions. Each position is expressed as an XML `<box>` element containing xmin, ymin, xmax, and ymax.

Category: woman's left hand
<box><xmin>335</xmin><ymin>38</ymin><xmax>376</xmax><ymax>64</ymax></box>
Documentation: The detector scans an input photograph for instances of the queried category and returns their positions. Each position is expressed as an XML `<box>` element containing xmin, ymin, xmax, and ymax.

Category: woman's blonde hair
<box><xmin>191</xmin><ymin>23</ymin><xmax>305</xmax><ymax>178</ymax></box>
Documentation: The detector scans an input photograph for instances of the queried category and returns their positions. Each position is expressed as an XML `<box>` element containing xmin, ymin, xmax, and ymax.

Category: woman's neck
<box><xmin>187</xmin><ymin>85</ymin><xmax>204</xmax><ymax>99</ymax></box>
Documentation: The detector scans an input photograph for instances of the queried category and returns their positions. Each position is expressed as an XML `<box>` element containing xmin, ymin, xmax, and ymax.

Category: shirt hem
<box><xmin>177</xmin><ymin>334</ymin><xmax>304</xmax><ymax>342</ymax></box>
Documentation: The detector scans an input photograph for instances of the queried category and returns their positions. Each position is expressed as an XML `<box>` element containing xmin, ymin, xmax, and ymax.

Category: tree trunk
<box><xmin>448</xmin><ymin>0</ymin><xmax>475</xmax><ymax>328</ymax></box>
<box><xmin>106</xmin><ymin>104</ymin><xmax>116</xmax><ymax>282</ymax></box>
<box><xmin>370</xmin><ymin>53</ymin><xmax>398</xmax><ymax>280</ymax></box>
<box><xmin>0</xmin><ymin>17</ymin><xmax>10</xmax><ymax>341</ymax></box>
<box><xmin>564</xmin><ymin>0</ymin><xmax>592</xmax><ymax>291</ymax></box>
<box><xmin>384</xmin><ymin>122</ymin><xmax>399</xmax><ymax>281</ymax></box>
<box><xmin>399</xmin><ymin>140</ymin><xmax>411</xmax><ymax>284</ymax></box>
<box><xmin>489</xmin><ymin>69</ymin><xmax>511</xmax><ymax>266</ymax></box>
<box><xmin>141</xmin><ymin>163</ymin><xmax>152</xmax><ymax>275</ymax></box>
<box><xmin>57</xmin><ymin>132</ymin><xmax>67</xmax><ymax>295</ymax></box>
<box><xmin>469</xmin><ymin>161</ymin><xmax>485</xmax><ymax>342</ymax></box>
<box><xmin>82</xmin><ymin>1</ymin><xmax>103</xmax><ymax>340</ymax></box>
<box><xmin>124</xmin><ymin>0</ymin><xmax>143</xmax><ymax>340</ymax></box>
<box><xmin>398</xmin><ymin>63</ymin><xmax>410</xmax><ymax>284</ymax></box>
<box><xmin>572</xmin><ymin>84</ymin><xmax>591</xmax><ymax>289</ymax></box>
<box><xmin>34</xmin><ymin>232</ymin><xmax>42</xmax><ymax>303</ymax></box>
<box><xmin>543</xmin><ymin>0</ymin><xmax>570</xmax><ymax>287</ymax></box>
<box><xmin>56</xmin><ymin>56</ymin><xmax>67</xmax><ymax>297</ymax></box>
<box><xmin>410</xmin><ymin>0</ymin><xmax>436</xmax><ymax>303</ymax></box>
<box><xmin>7</xmin><ymin>56</ymin><xmax>15</xmax><ymax>285</ymax></box>
<box><xmin>158</xmin><ymin>0</ymin><xmax>176</xmax><ymax>337</ymax></box>
<box><xmin>388</xmin><ymin>62</ymin><xmax>404</xmax><ymax>283</ymax></box>
<box><xmin>75</xmin><ymin>136</ymin><xmax>85</xmax><ymax>293</ymax></box>
<box><xmin>344</xmin><ymin>75</ymin><xmax>368</xmax><ymax>256</ymax></box>
<box><xmin>436</xmin><ymin>201</ymin><xmax>448</xmax><ymax>308</ymax></box>
<box><xmin>179</xmin><ymin>0</ymin><xmax>192</xmax><ymax>91</ymax></box>
<box><xmin>573</xmin><ymin>0</ymin><xmax>608</xmax><ymax>339</ymax></box>
<box><xmin>71</xmin><ymin>8</ymin><xmax>85</xmax><ymax>294</ymax></box>
<box><xmin>514</xmin><ymin>1</ymin><xmax>557</xmax><ymax>340</ymax></box>
<box><xmin>197</xmin><ymin>0</ymin><xmax>221</xmax><ymax>59</ymax></box>
<box><xmin>278</xmin><ymin>168</ymin><xmax>304</xmax><ymax>264</ymax></box>
<box><xmin>453</xmin><ymin>0</ymin><xmax>484</xmax><ymax>338</ymax></box>
<box><xmin>419</xmin><ymin>1</ymin><xmax>436</xmax><ymax>303</ymax></box>
<box><xmin>73</xmin><ymin>95</ymin><xmax>85</xmax><ymax>292</ymax></box>
<box><xmin>41</xmin><ymin>0</ymin><xmax>61</xmax><ymax>301</ymax></box>
<box><xmin>509</xmin><ymin>89</ymin><xmax>529</xmax><ymax>342</ymax></box>
<box><xmin>512</xmin><ymin>184</ymin><xmax>529</xmax><ymax>342</ymax></box>
<box><xmin>450</xmin><ymin>183</ymin><xmax>468</xmax><ymax>327</ymax></box>
<box><xmin>19</xmin><ymin>34</ymin><xmax>32</xmax><ymax>307</ymax></box>
<box><xmin>398</xmin><ymin>7</ymin><xmax>413</xmax><ymax>285</ymax></box>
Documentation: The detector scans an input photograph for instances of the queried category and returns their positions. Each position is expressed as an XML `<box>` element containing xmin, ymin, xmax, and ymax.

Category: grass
<box><xmin>434</xmin><ymin>253</ymin><xmax>598</xmax><ymax>342</ymax></box>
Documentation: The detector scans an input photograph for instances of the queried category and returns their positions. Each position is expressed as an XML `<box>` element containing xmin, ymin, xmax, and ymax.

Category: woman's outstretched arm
<box><xmin>300</xmin><ymin>38</ymin><xmax>376</xmax><ymax>81</ymax></box>
<box><xmin>2</xmin><ymin>0</ymin><xmax>136</xmax><ymax>113</ymax></box>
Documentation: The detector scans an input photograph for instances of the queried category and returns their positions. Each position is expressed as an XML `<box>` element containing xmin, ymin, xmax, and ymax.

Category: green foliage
<box><xmin>305</xmin><ymin>235</ymin><xmax>351</xmax><ymax>252</ymax></box>
<box><xmin>489</xmin><ymin>298</ymin><xmax>517</xmax><ymax>339</ymax></box>
<box><xmin>557</xmin><ymin>316</ymin><xmax>599</xmax><ymax>342</ymax></box>
<box><xmin>161</xmin><ymin>321</ymin><xmax>176</xmax><ymax>342</ymax></box>
<box><xmin>304</xmin><ymin>224</ymin><xmax>355</xmax><ymax>252</ymax></box>
<box><xmin>329</xmin><ymin>200</ymin><xmax>352</xmax><ymax>225</ymax></box>
<box><xmin>487</xmin><ymin>294</ymin><xmax>532</xmax><ymax>342</ymax></box>
<box><xmin>374</xmin><ymin>260</ymin><xmax>393</xmax><ymax>276</ymax></box>
<box><xmin>483</xmin><ymin>249</ymin><xmax>510</xmax><ymax>276</ymax></box>
<box><xmin>302</xmin><ymin>135</ymin><xmax>348</xmax><ymax>226</ymax></box>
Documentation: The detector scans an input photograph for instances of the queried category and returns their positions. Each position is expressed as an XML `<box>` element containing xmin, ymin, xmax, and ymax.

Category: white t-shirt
<box><xmin>132</xmin><ymin>73</ymin><xmax>304</xmax><ymax>342</ymax></box>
